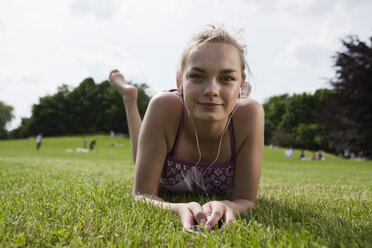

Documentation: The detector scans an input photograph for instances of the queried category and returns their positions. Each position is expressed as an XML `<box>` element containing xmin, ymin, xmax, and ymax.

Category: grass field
<box><xmin>0</xmin><ymin>135</ymin><xmax>371</xmax><ymax>247</ymax></box>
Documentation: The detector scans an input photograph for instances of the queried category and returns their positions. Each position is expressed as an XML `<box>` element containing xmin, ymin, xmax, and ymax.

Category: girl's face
<box><xmin>180</xmin><ymin>42</ymin><xmax>245</xmax><ymax>123</ymax></box>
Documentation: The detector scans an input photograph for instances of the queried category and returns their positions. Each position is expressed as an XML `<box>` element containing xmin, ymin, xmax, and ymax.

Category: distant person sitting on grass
<box><xmin>89</xmin><ymin>140</ymin><xmax>96</xmax><ymax>151</ymax></box>
<box><xmin>36</xmin><ymin>134</ymin><xmax>42</xmax><ymax>150</ymax></box>
<box><xmin>109</xmin><ymin>25</ymin><xmax>264</xmax><ymax>232</ymax></box>
<box><xmin>285</xmin><ymin>147</ymin><xmax>293</xmax><ymax>159</ymax></box>
<box><xmin>300</xmin><ymin>150</ymin><xmax>307</xmax><ymax>160</ymax></box>
<box><xmin>317</xmin><ymin>150</ymin><xmax>325</xmax><ymax>160</ymax></box>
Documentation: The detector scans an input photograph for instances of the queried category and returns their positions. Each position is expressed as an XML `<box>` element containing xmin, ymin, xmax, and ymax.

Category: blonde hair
<box><xmin>177</xmin><ymin>25</ymin><xmax>250</xmax><ymax>80</ymax></box>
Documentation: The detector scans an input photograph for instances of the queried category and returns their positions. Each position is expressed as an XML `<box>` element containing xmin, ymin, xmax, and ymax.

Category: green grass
<box><xmin>0</xmin><ymin>135</ymin><xmax>371</xmax><ymax>247</ymax></box>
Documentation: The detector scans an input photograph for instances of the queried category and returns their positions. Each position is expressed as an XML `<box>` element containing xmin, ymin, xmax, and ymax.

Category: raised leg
<box><xmin>109</xmin><ymin>69</ymin><xmax>142</xmax><ymax>163</ymax></box>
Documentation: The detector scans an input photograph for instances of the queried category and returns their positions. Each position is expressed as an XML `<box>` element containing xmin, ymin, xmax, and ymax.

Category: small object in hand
<box><xmin>185</xmin><ymin>225</ymin><xmax>205</xmax><ymax>234</ymax></box>
<box><xmin>338</xmin><ymin>218</ymin><xmax>344</xmax><ymax>227</ymax></box>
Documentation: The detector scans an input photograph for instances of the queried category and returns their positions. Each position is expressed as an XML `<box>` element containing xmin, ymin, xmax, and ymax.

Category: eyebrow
<box><xmin>190</xmin><ymin>67</ymin><xmax>238</xmax><ymax>74</ymax></box>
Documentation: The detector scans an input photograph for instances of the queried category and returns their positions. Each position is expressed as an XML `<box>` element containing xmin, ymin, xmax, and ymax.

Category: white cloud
<box><xmin>70</xmin><ymin>0</ymin><xmax>123</xmax><ymax>19</ymax></box>
<box><xmin>20</xmin><ymin>75</ymin><xmax>46</xmax><ymax>85</ymax></box>
<box><xmin>273</xmin><ymin>21</ymin><xmax>344</xmax><ymax>71</ymax></box>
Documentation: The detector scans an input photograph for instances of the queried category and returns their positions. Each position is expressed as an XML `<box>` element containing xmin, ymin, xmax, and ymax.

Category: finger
<box><xmin>188</xmin><ymin>202</ymin><xmax>207</xmax><ymax>225</ymax></box>
<box><xmin>219</xmin><ymin>210</ymin><xmax>235</xmax><ymax>232</ymax></box>
<box><xmin>224</xmin><ymin>210</ymin><xmax>235</xmax><ymax>227</ymax></box>
<box><xmin>202</xmin><ymin>203</ymin><xmax>212</xmax><ymax>217</ymax></box>
<box><xmin>205</xmin><ymin>203</ymin><xmax>224</xmax><ymax>231</ymax></box>
<box><xmin>179</xmin><ymin>209</ymin><xmax>195</xmax><ymax>229</ymax></box>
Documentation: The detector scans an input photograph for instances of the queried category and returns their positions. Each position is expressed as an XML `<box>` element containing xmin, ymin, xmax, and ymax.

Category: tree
<box><xmin>9</xmin><ymin>117</ymin><xmax>30</xmax><ymax>139</ymax></box>
<box><xmin>263</xmin><ymin>89</ymin><xmax>332</xmax><ymax>150</ymax></box>
<box><xmin>16</xmin><ymin>78</ymin><xmax>151</xmax><ymax>137</ymax></box>
<box><xmin>280</xmin><ymin>93</ymin><xmax>319</xmax><ymax>133</ymax></box>
<box><xmin>294</xmin><ymin>123</ymin><xmax>320</xmax><ymax>150</ymax></box>
<box><xmin>320</xmin><ymin>35</ymin><xmax>372</xmax><ymax>154</ymax></box>
<box><xmin>263</xmin><ymin>94</ymin><xmax>290</xmax><ymax>144</ymax></box>
<box><xmin>0</xmin><ymin>101</ymin><xmax>14</xmax><ymax>139</ymax></box>
<box><xmin>270</xmin><ymin>128</ymin><xmax>296</xmax><ymax>148</ymax></box>
<box><xmin>25</xmin><ymin>85</ymin><xmax>72</xmax><ymax>136</ymax></box>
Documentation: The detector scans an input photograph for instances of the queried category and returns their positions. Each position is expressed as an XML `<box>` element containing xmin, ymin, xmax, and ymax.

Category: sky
<box><xmin>0</xmin><ymin>0</ymin><xmax>371</xmax><ymax>130</ymax></box>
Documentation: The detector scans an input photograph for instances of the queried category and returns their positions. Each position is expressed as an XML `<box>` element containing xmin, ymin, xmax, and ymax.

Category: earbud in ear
<box><xmin>178</xmin><ymin>83</ymin><xmax>183</xmax><ymax>96</ymax></box>
<box><xmin>239</xmin><ymin>88</ymin><xmax>242</xmax><ymax>98</ymax></box>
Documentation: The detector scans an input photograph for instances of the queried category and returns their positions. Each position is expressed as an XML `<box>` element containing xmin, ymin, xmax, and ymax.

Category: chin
<box><xmin>194</xmin><ymin>112</ymin><xmax>225</xmax><ymax>123</ymax></box>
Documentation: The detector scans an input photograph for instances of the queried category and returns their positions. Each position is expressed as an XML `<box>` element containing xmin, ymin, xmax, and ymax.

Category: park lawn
<box><xmin>0</xmin><ymin>136</ymin><xmax>371</xmax><ymax>247</ymax></box>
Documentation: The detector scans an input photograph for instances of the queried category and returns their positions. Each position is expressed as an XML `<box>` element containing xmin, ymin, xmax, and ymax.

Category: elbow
<box><xmin>132</xmin><ymin>190</ymin><xmax>140</xmax><ymax>199</ymax></box>
<box><xmin>249</xmin><ymin>200</ymin><xmax>256</xmax><ymax>210</ymax></box>
<box><xmin>241</xmin><ymin>199</ymin><xmax>256</xmax><ymax>212</ymax></box>
<box><xmin>233</xmin><ymin>198</ymin><xmax>256</xmax><ymax>213</ymax></box>
<box><xmin>132</xmin><ymin>191</ymin><xmax>151</xmax><ymax>201</ymax></box>
<box><xmin>132</xmin><ymin>193</ymin><xmax>145</xmax><ymax>202</ymax></box>
<box><xmin>132</xmin><ymin>187</ymin><xmax>146</xmax><ymax>199</ymax></box>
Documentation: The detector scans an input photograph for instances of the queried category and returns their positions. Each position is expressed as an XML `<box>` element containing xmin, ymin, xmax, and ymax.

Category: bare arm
<box><xmin>132</xmin><ymin>93</ymin><xmax>208</xmax><ymax>228</ymax></box>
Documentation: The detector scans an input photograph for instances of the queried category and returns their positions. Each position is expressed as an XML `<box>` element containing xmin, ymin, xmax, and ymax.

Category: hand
<box><xmin>173</xmin><ymin>202</ymin><xmax>207</xmax><ymax>229</ymax></box>
<box><xmin>202</xmin><ymin>200</ymin><xmax>237</xmax><ymax>232</ymax></box>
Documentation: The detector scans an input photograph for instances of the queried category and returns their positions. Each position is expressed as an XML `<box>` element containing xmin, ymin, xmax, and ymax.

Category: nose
<box><xmin>203</xmin><ymin>78</ymin><xmax>219</xmax><ymax>97</ymax></box>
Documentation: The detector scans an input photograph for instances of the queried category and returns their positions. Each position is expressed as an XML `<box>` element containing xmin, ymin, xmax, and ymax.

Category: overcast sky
<box><xmin>1</xmin><ymin>0</ymin><xmax>371</xmax><ymax>130</ymax></box>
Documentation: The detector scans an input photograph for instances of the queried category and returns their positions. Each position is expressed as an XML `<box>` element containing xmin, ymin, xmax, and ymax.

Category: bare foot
<box><xmin>109</xmin><ymin>69</ymin><xmax>138</xmax><ymax>103</ymax></box>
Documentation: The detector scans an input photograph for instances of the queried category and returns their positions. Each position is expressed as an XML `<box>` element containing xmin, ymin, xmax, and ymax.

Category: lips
<box><xmin>199</xmin><ymin>102</ymin><xmax>222</xmax><ymax>109</ymax></box>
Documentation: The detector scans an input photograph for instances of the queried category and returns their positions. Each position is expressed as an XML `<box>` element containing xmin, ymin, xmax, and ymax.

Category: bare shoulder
<box><xmin>233</xmin><ymin>97</ymin><xmax>265</xmax><ymax>143</ymax></box>
<box><xmin>235</xmin><ymin>97</ymin><xmax>264</xmax><ymax>122</ymax></box>
<box><xmin>144</xmin><ymin>91</ymin><xmax>183</xmax><ymax>151</ymax></box>
<box><xmin>147</xmin><ymin>91</ymin><xmax>183</xmax><ymax>118</ymax></box>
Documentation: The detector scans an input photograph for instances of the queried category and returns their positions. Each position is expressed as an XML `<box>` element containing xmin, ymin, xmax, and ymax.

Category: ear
<box><xmin>176</xmin><ymin>72</ymin><xmax>183</xmax><ymax>91</ymax></box>
<box><xmin>240</xmin><ymin>73</ymin><xmax>246</xmax><ymax>92</ymax></box>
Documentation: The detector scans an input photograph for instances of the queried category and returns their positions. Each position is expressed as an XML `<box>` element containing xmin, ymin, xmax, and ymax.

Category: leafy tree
<box><xmin>68</xmin><ymin>78</ymin><xmax>101</xmax><ymax>134</ymax></box>
<box><xmin>16</xmin><ymin>78</ymin><xmax>151</xmax><ymax>137</ymax></box>
<box><xmin>26</xmin><ymin>85</ymin><xmax>72</xmax><ymax>136</ymax></box>
<box><xmin>0</xmin><ymin>101</ymin><xmax>14</xmax><ymax>139</ymax></box>
<box><xmin>263</xmin><ymin>94</ymin><xmax>290</xmax><ymax>127</ymax></box>
<box><xmin>9</xmin><ymin>117</ymin><xmax>30</xmax><ymax>139</ymax></box>
<box><xmin>294</xmin><ymin>123</ymin><xmax>320</xmax><ymax>150</ymax></box>
<box><xmin>320</xmin><ymin>35</ymin><xmax>372</xmax><ymax>154</ymax></box>
<box><xmin>280</xmin><ymin>93</ymin><xmax>318</xmax><ymax>133</ymax></box>
<box><xmin>263</xmin><ymin>94</ymin><xmax>290</xmax><ymax>144</ymax></box>
<box><xmin>270</xmin><ymin>128</ymin><xmax>296</xmax><ymax>148</ymax></box>
<box><xmin>263</xmin><ymin>89</ymin><xmax>332</xmax><ymax>150</ymax></box>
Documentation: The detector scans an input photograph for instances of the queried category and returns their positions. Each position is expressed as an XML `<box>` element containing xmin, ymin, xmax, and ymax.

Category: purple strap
<box><xmin>229</xmin><ymin>116</ymin><xmax>236</xmax><ymax>161</ymax></box>
<box><xmin>171</xmin><ymin>103</ymin><xmax>184</xmax><ymax>156</ymax></box>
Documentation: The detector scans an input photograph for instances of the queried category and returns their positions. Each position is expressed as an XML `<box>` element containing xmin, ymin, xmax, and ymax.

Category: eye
<box><xmin>188</xmin><ymin>74</ymin><xmax>203</xmax><ymax>80</ymax></box>
<box><xmin>220</xmin><ymin>76</ymin><xmax>235</xmax><ymax>82</ymax></box>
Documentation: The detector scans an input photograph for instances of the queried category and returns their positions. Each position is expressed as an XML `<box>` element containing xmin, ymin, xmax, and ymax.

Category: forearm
<box><xmin>223</xmin><ymin>199</ymin><xmax>255</xmax><ymax>215</ymax></box>
<box><xmin>133</xmin><ymin>194</ymin><xmax>179</xmax><ymax>213</ymax></box>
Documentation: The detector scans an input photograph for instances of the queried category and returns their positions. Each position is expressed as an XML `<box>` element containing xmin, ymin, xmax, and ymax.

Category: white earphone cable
<box><xmin>181</xmin><ymin>89</ymin><xmax>241</xmax><ymax>197</ymax></box>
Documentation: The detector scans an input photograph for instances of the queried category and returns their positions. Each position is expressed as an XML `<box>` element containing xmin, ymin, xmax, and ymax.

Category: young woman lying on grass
<box><xmin>109</xmin><ymin>25</ymin><xmax>264</xmax><ymax>232</ymax></box>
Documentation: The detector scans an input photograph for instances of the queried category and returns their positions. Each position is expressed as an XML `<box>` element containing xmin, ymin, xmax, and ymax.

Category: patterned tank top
<box><xmin>158</xmin><ymin>104</ymin><xmax>236</xmax><ymax>195</ymax></box>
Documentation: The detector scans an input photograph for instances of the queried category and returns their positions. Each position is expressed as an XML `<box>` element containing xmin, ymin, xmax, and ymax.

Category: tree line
<box><xmin>1</xmin><ymin>34</ymin><xmax>371</xmax><ymax>156</ymax></box>
<box><xmin>9</xmin><ymin>78</ymin><xmax>150</xmax><ymax>138</ymax></box>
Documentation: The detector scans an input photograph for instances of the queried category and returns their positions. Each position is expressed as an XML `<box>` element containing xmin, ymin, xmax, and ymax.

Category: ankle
<box><xmin>122</xmin><ymin>95</ymin><xmax>137</xmax><ymax>106</ymax></box>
